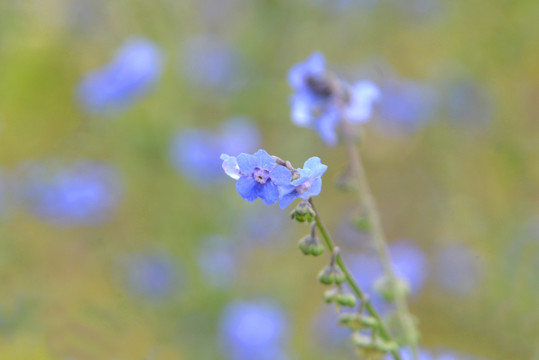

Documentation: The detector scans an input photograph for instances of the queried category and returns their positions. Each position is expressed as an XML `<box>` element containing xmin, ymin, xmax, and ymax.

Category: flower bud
<box><xmin>338</xmin><ymin>313</ymin><xmax>379</xmax><ymax>331</ymax></box>
<box><xmin>353</xmin><ymin>333</ymin><xmax>398</xmax><ymax>353</ymax></box>
<box><xmin>298</xmin><ymin>235</ymin><xmax>324</xmax><ymax>256</ymax></box>
<box><xmin>323</xmin><ymin>288</ymin><xmax>339</xmax><ymax>303</ymax></box>
<box><xmin>317</xmin><ymin>265</ymin><xmax>345</xmax><ymax>285</ymax></box>
<box><xmin>336</xmin><ymin>293</ymin><xmax>357</xmax><ymax>307</ymax></box>
<box><xmin>290</xmin><ymin>200</ymin><xmax>316</xmax><ymax>223</ymax></box>
<box><xmin>373</xmin><ymin>275</ymin><xmax>410</xmax><ymax>302</ymax></box>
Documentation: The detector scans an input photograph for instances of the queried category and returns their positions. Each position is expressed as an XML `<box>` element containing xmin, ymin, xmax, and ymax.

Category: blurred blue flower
<box><xmin>19</xmin><ymin>160</ymin><xmax>122</xmax><ymax>226</ymax></box>
<box><xmin>125</xmin><ymin>253</ymin><xmax>179</xmax><ymax>300</ymax></box>
<box><xmin>377</xmin><ymin>78</ymin><xmax>439</xmax><ymax>134</ymax></box>
<box><xmin>77</xmin><ymin>36</ymin><xmax>163</xmax><ymax>114</ymax></box>
<box><xmin>434</xmin><ymin>242</ymin><xmax>482</xmax><ymax>296</ymax></box>
<box><xmin>221</xmin><ymin>150</ymin><xmax>292</xmax><ymax>205</ymax></box>
<box><xmin>169</xmin><ymin>117</ymin><xmax>259</xmax><ymax>186</ymax></box>
<box><xmin>197</xmin><ymin>235</ymin><xmax>237</xmax><ymax>289</ymax></box>
<box><xmin>347</xmin><ymin>239</ymin><xmax>428</xmax><ymax>302</ymax></box>
<box><xmin>445</xmin><ymin>79</ymin><xmax>492</xmax><ymax>127</ymax></box>
<box><xmin>180</xmin><ymin>35</ymin><xmax>246</xmax><ymax>93</ymax></box>
<box><xmin>386</xmin><ymin>347</ymin><xmax>432</xmax><ymax>360</ymax></box>
<box><xmin>278</xmin><ymin>157</ymin><xmax>328</xmax><ymax>209</ymax></box>
<box><xmin>311</xmin><ymin>305</ymin><xmax>353</xmax><ymax>350</ymax></box>
<box><xmin>288</xmin><ymin>53</ymin><xmax>379</xmax><ymax>145</ymax></box>
<box><xmin>0</xmin><ymin>170</ymin><xmax>7</xmax><ymax>218</ymax></box>
<box><xmin>236</xmin><ymin>202</ymin><xmax>289</xmax><ymax>248</ymax></box>
<box><xmin>219</xmin><ymin>300</ymin><xmax>288</xmax><ymax>360</ymax></box>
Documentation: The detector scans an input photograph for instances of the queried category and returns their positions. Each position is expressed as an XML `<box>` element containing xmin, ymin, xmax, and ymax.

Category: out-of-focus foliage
<box><xmin>0</xmin><ymin>0</ymin><xmax>538</xmax><ymax>359</ymax></box>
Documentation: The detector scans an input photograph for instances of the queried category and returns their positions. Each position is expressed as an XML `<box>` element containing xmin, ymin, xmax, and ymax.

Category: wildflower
<box><xmin>288</xmin><ymin>53</ymin><xmax>380</xmax><ymax>145</ymax></box>
<box><xmin>169</xmin><ymin>117</ymin><xmax>259</xmax><ymax>186</ymax></box>
<box><xmin>434</xmin><ymin>242</ymin><xmax>482</xmax><ymax>296</ymax></box>
<box><xmin>221</xmin><ymin>150</ymin><xmax>292</xmax><ymax>205</ymax></box>
<box><xmin>278</xmin><ymin>157</ymin><xmax>328</xmax><ymax>209</ymax></box>
<box><xmin>77</xmin><ymin>36</ymin><xmax>163</xmax><ymax>114</ymax></box>
<box><xmin>123</xmin><ymin>253</ymin><xmax>179</xmax><ymax>300</ymax></box>
<box><xmin>197</xmin><ymin>235</ymin><xmax>237</xmax><ymax>289</ymax></box>
<box><xmin>377</xmin><ymin>78</ymin><xmax>438</xmax><ymax>134</ymax></box>
<box><xmin>18</xmin><ymin>160</ymin><xmax>122</xmax><ymax>226</ymax></box>
<box><xmin>219</xmin><ymin>300</ymin><xmax>288</xmax><ymax>360</ymax></box>
<box><xmin>180</xmin><ymin>35</ymin><xmax>245</xmax><ymax>93</ymax></box>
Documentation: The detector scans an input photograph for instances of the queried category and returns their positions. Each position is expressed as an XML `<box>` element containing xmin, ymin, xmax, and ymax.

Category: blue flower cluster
<box><xmin>221</xmin><ymin>149</ymin><xmax>327</xmax><ymax>208</ymax></box>
<box><xmin>288</xmin><ymin>52</ymin><xmax>380</xmax><ymax>145</ymax></box>
<box><xmin>219</xmin><ymin>300</ymin><xmax>288</xmax><ymax>360</ymax></box>
<box><xmin>77</xmin><ymin>36</ymin><xmax>163</xmax><ymax>114</ymax></box>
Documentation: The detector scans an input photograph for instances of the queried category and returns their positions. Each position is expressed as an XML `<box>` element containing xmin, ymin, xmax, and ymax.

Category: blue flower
<box><xmin>377</xmin><ymin>78</ymin><xmax>438</xmax><ymax>133</ymax></box>
<box><xmin>385</xmin><ymin>347</ymin><xmax>432</xmax><ymax>360</ymax></box>
<box><xmin>347</xmin><ymin>239</ymin><xmax>428</xmax><ymax>300</ymax></box>
<box><xmin>219</xmin><ymin>300</ymin><xmax>288</xmax><ymax>360</ymax></box>
<box><xmin>180</xmin><ymin>35</ymin><xmax>246</xmax><ymax>93</ymax></box>
<box><xmin>288</xmin><ymin>53</ymin><xmax>380</xmax><ymax>145</ymax></box>
<box><xmin>434</xmin><ymin>242</ymin><xmax>482</xmax><ymax>296</ymax></box>
<box><xmin>124</xmin><ymin>253</ymin><xmax>179</xmax><ymax>300</ymax></box>
<box><xmin>221</xmin><ymin>150</ymin><xmax>292</xmax><ymax>205</ymax></box>
<box><xmin>170</xmin><ymin>117</ymin><xmax>260</xmax><ymax>186</ymax></box>
<box><xmin>77</xmin><ymin>36</ymin><xmax>163</xmax><ymax>114</ymax></box>
<box><xmin>278</xmin><ymin>157</ymin><xmax>328</xmax><ymax>209</ymax></box>
<box><xmin>19</xmin><ymin>160</ymin><xmax>122</xmax><ymax>226</ymax></box>
<box><xmin>197</xmin><ymin>235</ymin><xmax>237</xmax><ymax>289</ymax></box>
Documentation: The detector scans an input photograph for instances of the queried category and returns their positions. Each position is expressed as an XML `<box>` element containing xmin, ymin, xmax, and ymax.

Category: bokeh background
<box><xmin>0</xmin><ymin>0</ymin><xmax>538</xmax><ymax>359</ymax></box>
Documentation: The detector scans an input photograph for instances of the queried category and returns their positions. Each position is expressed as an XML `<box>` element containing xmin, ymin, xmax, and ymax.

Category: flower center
<box><xmin>253</xmin><ymin>168</ymin><xmax>270</xmax><ymax>184</ymax></box>
<box><xmin>307</xmin><ymin>76</ymin><xmax>333</xmax><ymax>98</ymax></box>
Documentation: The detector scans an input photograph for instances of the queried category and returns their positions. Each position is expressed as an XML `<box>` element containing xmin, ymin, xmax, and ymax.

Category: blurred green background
<box><xmin>0</xmin><ymin>0</ymin><xmax>538</xmax><ymax>359</ymax></box>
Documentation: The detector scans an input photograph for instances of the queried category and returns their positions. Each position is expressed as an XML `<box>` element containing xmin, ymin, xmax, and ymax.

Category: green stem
<box><xmin>309</xmin><ymin>199</ymin><xmax>402</xmax><ymax>360</ymax></box>
<box><xmin>343</xmin><ymin>135</ymin><xmax>419</xmax><ymax>359</ymax></box>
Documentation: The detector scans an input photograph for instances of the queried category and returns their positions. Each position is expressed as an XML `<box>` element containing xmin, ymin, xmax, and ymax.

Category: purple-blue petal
<box><xmin>303</xmin><ymin>157</ymin><xmax>328</xmax><ymax>178</ymax></box>
<box><xmin>253</xmin><ymin>149</ymin><xmax>276</xmax><ymax>171</ymax></box>
<box><xmin>220</xmin><ymin>154</ymin><xmax>240</xmax><ymax>180</ymax></box>
<box><xmin>290</xmin><ymin>94</ymin><xmax>313</xmax><ymax>127</ymax></box>
<box><xmin>278</xmin><ymin>192</ymin><xmax>297</xmax><ymax>209</ymax></box>
<box><xmin>315</xmin><ymin>111</ymin><xmax>339</xmax><ymax>146</ymax></box>
<box><xmin>235</xmin><ymin>176</ymin><xmax>258</xmax><ymax>202</ymax></box>
<box><xmin>345</xmin><ymin>81</ymin><xmax>380</xmax><ymax>123</ymax></box>
<box><xmin>269</xmin><ymin>166</ymin><xmax>293</xmax><ymax>187</ymax></box>
<box><xmin>259</xmin><ymin>182</ymin><xmax>279</xmax><ymax>205</ymax></box>
<box><xmin>236</xmin><ymin>153</ymin><xmax>257</xmax><ymax>174</ymax></box>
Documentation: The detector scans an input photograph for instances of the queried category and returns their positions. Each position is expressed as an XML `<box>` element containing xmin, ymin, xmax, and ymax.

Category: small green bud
<box><xmin>323</xmin><ymin>288</ymin><xmax>339</xmax><ymax>303</ymax></box>
<box><xmin>373</xmin><ymin>276</ymin><xmax>410</xmax><ymax>302</ymax></box>
<box><xmin>336</xmin><ymin>293</ymin><xmax>357</xmax><ymax>307</ymax></box>
<box><xmin>339</xmin><ymin>313</ymin><xmax>379</xmax><ymax>331</ymax></box>
<box><xmin>353</xmin><ymin>333</ymin><xmax>398</xmax><ymax>353</ymax></box>
<box><xmin>317</xmin><ymin>265</ymin><xmax>345</xmax><ymax>285</ymax></box>
<box><xmin>290</xmin><ymin>200</ymin><xmax>316</xmax><ymax>223</ymax></box>
<box><xmin>298</xmin><ymin>235</ymin><xmax>324</xmax><ymax>256</ymax></box>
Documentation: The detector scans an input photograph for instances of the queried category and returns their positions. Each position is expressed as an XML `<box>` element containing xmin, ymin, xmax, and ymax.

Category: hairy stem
<box><xmin>309</xmin><ymin>199</ymin><xmax>402</xmax><ymax>360</ymax></box>
<box><xmin>343</xmin><ymin>134</ymin><xmax>419</xmax><ymax>359</ymax></box>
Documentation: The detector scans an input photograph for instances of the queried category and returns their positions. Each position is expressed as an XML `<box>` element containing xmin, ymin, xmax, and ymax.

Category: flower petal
<box><xmin>236</xmin><ymin>153</ymin><xmax>257</xmax><ymax>174</ymax></box>
<box><xmin>253</xmin><ymin>149</ymin><xmax>276</xmax><ymax>171</ymax></box>
<box><xmin>220</xmin><ymin>154</ymin><xmax>241</xmax><ymax>180</ymax></box>
<box><xmin>235</xmin><ymin>176</ymin><xmax>258</xmax><ymax>202</ymax></box>
<box><xmin>290</xmin><ymin>94</ymin><xmax>312</xmax><ymax>127</ymax></box>
<box><xmin>269</xmin><ymin>165</ymin><xmax>293</xmax><ymax>186</ymax></box>
<box><xmin>259</xmin><ymin>182</ymin><xmax>279</xmax><ymax>205</ymax></box>
<box><xmin>345</xmin><ymin>81</ymin><xmax>380</xmax><ymax>123</ymax></box>
<box><xmin>303</xmin><ymin>157</ymin><xmax>328</xmax><ymax>178</ymax></box>
<box><xmin>315</xmin><ymin>110</ymin><xmax>339</xmax><ymax>146</ymax></box>
<box><xmin>278</xmin><ymin>191</ymin><xmax>297</xmax><ymax>209</ymax></box>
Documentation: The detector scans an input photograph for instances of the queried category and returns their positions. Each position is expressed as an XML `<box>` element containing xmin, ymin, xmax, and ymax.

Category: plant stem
<box><xmin>343</xmin><ymin>134</ymin><xmax>419</xmax><ymax>359</ymax></box>
<box><xmin>309</xmin><ymin>199</ymin><xmax>402</xmax><ymax>360</ymax></box>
